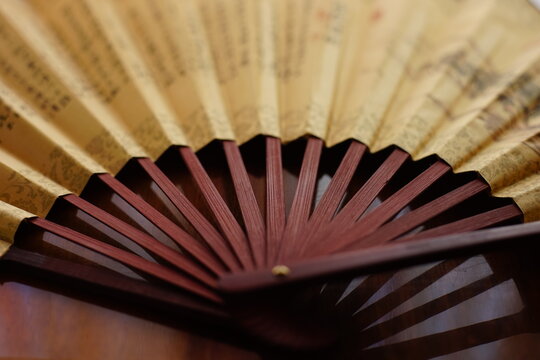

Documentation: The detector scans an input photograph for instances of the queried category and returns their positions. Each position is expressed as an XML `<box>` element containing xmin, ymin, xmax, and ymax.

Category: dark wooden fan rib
<box><xmin>61</xmin><ymin>194</ymin><xmax>218</xmax><ymax>277</ymax></box>
<box><xmin>179</xmin><ymin>146</ymin><xmax>253</xmax><ymax>270</ymax></box>
<box><xmin>2</xmin><ymin>247</ymin><xmax>227</xmax><ymax>319</ymax></box>
<box><xmin>330</xmin><ymin>148</ymin><xmax>409</xmax><ymax>226</ymax></box>
<box><xmin>276</xmin><ymin>137</ymin><xmax>323</xmax><ymax>262</ymax></box>
<box><xmin>395</xmin><ymin>204</ymin><xmax>523</xmax><ymax>243</ymax></box>
<box><xmin>28</xmin><ymin>218</ymin><xmax>221</xmax><ymax>303</ymax></box>
<box><xmin>307</xmin><ymin>141</ymin><xmax>366</xmax><ymax>227</ymax></box>
<box><xmin>307</xmin><ymin>160</ymin><xmax>450</xmax><ymax>257</ymax></box>
<box><xmin>265</xmin><ymin>137</ymin><xmax>286</xmax><ymax>265</ymax></box>
<box><xmin>93</xmin><ymin>173</ymin><xmax>224</xmax><ymax>274</ymax></box>
<box><xmin>359</xmin><ymin>313</ymin><xmax>527</xmax><ymax>359</ymax></box>
<box><xmin>218</xmin><ymin>221</ymin><xmax>540</xmax><ymax>294</ymax></box>
<box><xmin>343</xmin><ymin>258</ymin><xmax>468</xmax><ymax>331</ymax></box>
<box><xmin>299</xmin><ymin>148</ymin><xmax>409</xmax><ymax>258</ymax></box>
<box><xmin>135</xmin><ymin>158</ymin><xmax>240</xmax><ymax>272</ymax></box>
<box><xmin>294</xmin><ymin>141</ymin><xmax>366</xmax><ymax>256</ymax></box>
<box><xmin>340</xmin><ymin>179</ymin><xmax>490</xmax><ymax>252</ymax></box>
<box><xmin>222</xmin><ymin>141</ymin><xmax>266</xmax><ymax>268</ymax></box>
<box><xmin>353</xmin><ymin>272</ymin><xmax>508</xmax><ymax>349</ymax></box>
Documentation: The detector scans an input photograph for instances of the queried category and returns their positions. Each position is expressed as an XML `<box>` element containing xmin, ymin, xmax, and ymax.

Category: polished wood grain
<box><xmin>1</xmin><ymin>137</ymin><xmax>539</xmax><ymax>359</ymax></box>
<box><xmin>0</xmin><ymin>278</ymin><xmax>256</xmax><ymax>360</ymax></box>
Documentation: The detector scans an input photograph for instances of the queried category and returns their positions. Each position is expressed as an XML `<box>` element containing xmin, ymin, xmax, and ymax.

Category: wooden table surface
<box><xmin>2</xmin><ymin>245</ymin><xmax>540</xmax><ymax>359</ymax></box>
<box><xmin>1</xmin><ymin>139</ymin><xmax>539</xmax><ymax>359</ymax></box>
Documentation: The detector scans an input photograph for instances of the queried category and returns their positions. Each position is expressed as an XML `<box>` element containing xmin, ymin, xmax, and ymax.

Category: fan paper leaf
<box><xmin>0</xmin><ymin>0</ymin><xmax>537</xmax><ymax>290</ymax></box>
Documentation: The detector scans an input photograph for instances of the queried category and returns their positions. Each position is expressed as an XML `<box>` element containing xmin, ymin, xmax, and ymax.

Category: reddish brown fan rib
<box><xmin>276</xmin><ymin>137</ymin><xmax>323</xmax><ymax>262</ymax></box>
<box><xmin>354</xmin><ymin>272</ymin><xmax>507</xmax><ymax>349</ymax></box>
<box><xmin>29</xmin><ymin>217</ymin><xmax>221</xmax><ymax>303</ymax></box>
<box><xmin>345</xmin><ymin>258</ymin><xmax>470</xmax><ymax>333</ymax></box>
<box><xmin>294</xmin><ymin>141</ymin><xmax>367</xmax><ymax>256</ymax></box>
<box><xmin>222</xmin><ymin>141</ymin><xmax>266</xmax><ymax>268</ymax></box>
<box><xmin>307</xmin><ymin>160</ymin><xmax>450</xmax><ymax>257</ymax></box>
<box><xmin>179</xmin><ymin>146</ymin><xmax>254</xmax><ymax>270</ymax></box>
<box><xmin>299</xmin><ymin>148</ymin><xmax>408</xmax><ymax>258</ymax></box>
<box><xmin>395</xmin><ymin>204</ymin><xmax>523</xmax><ymax>243</ymax></box>
<box><xmin>330</xmin><ymin>148</ymin><xmax>409</xmax><ymax>226</ymax></box>
<box><xmin>265</xmin><ymin>137</ymin><xmax>286</xmax><ymax>265</ymax></box>
<box><xmin>218</xmin><ymin>221</ymin><xmax>540</xmax><ymax>294</ymax></box>
<box><xmin>135</xmin><ymin>158</ymin><xmax>241</xmax><ymax>272</ymax></box>
<box><xmin>308</xmin><ymin>141</ymin><xmax>366</xmax><ymax>226</ymax></box>
<box><xmin>94</xmin><ymin>173</ymin><xmax>224</xmax><ymax>274</ymax></box>
<box><xmin>3</xmin><ymin>247</ymin><xmax>227</xmax><ymax>318</ymax></box>
<box><xmin>340</xmin><ymin>179</ymin><xmax>490</xmax><ymax>252</ymax></box>
<box><xmin>62</xmin><ymin>194</ymin><xmax>219</xmax><ymax>278</ymax></box>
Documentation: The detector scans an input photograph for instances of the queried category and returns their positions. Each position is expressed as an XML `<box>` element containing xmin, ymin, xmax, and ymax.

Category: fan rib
<box><xmin>135</xmin><ymin>158</ymin><xmax>240</xmax><ymax>272</ymax></box>
<box><xmin>342</xmin><ymin>179</ymin><xmax>490</xmax><ymax>251</ymax></box>
<box><xmin>301</xmin><ymin>148</ymin><xmax>409</xmax><ymax>257</ymax></box>
<box><xmin>354</xmin><ymin>272</ymin><xmax>507</xmax><ymax>349</ymax></box>
<box><xmin>61</xmin><ymin>194</ymin><xmax>222</xmax><ymax>276</ymax></box>
<box><xmin>352</xmin><ymin>161</ymin><xmax>451</xmax><ymax>230</ymax></box>
<box><xmin>308</xmin><ymin>141</ymin><xmax>366</xmax><ymax>226</ymax></box>
<box><xmin>333</xmin><ymin>148</ymin><xmax>410</xmax><ymax>225</ymax></box>
<box><xmin>265</xmin><ymin>137</ymin><xmax>286</xmax><ymax>265</ymax></box>
<box><xmin>222</xmin><ymin>141</ymin><xmax>266</xmax><ymax>268</ymax></box>
<box><xmin>395</xmin><ymin>204</ymin><xmax>523</xmax><ymax>243</ymax></box>
<box><xmin>3</xmin><ymin>247</ymin><xmax>227</xmax><ymax>318</ymax></box>
<box><xmin>218</xmin><ymin>222</ymin><xmax>540</xmax><ymax>294</ymax></box>
<box><xmin>345</xmin><ymin>258</ymin><xmax>468</xmax><ymax>332</ymax></box>
<box><xmin>179</xmin><ymin>147</ymin><xmax>254</xmax><ymax>270</ymax></box>
<box><xmin>29</xmin><ymin>218</ymin><xmax>221</xmax><ymax>303</ymax></box>
<box><xmin>295</xmin><ymin>141</ymin><xmax>367</xmax><ymax>256</ymax></box>
<box><xmin>94</xmin><ymin>173</ymin><xmax>224</xmax><ymax>274</ymax></box>
<box><xmin>308</xmin><ymin>159</ymin><xmax>449</xmax><ymax>257</ymax></box>
<box><xmin>276</xmin><ymin>137</ymin><xmax>324</xmax><ymax>261</ymax></box>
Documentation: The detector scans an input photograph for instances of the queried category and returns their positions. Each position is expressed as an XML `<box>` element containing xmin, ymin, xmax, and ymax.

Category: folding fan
<box><xmin>0</xmin><ymin>0</ymin><xmax>540</xmax><ymax>353</ymax></box>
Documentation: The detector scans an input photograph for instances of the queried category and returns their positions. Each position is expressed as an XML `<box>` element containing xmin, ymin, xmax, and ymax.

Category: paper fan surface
<box><xmin>0</xmin><ymin>0</ymin><xmax>539</xmax><ymax>350</ymax></box>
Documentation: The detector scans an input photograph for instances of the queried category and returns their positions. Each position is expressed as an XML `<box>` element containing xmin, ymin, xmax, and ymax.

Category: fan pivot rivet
<box><xmin>272</xmin><ymin>265</ymin><xmax>290</xmax><ymax>277</ymax></box>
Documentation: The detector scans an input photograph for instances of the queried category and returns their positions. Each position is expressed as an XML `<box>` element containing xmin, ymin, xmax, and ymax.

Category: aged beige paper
<box><xmin>197</xmin><ymin>0</ymin><xmax>280</xmax><ymax>143</ymax></box>
<box><xmin>28</xmin><ymin>0</ymin><xmax>187</xmax><ymax>158</ymax></box>
<box><xmin>275</xmin><ymin>0</ymin><xmax>350</xmax><ymax>142</ymax></box>
<box><xmin>458</xmin><ymin>108</ymin><xmax>540</xmax><ymax>221</ymax></box>
<box><xmin>418</xmin><ymin>0</ymin><xmax>540</xmax><ymax>166</ymax></box>
<box><xmin>458</xmin><ymin>111</ymin><xmax>540</xmax><ymax>191</ymax></box>
<box><xmin>420</xmin><ymin>49</ymin><xmax>540</xmax><ymax>167</ymax></box>
<box><xmin>0</xmin><ymin>201</ymin><xmax>34</xmax><ymax>256</ymax></box>
<box><xmin>495</xmin><ymin>173</ymin><xmax>540</xmax><ymax>222</ymax></box>
<box><xmin>111</xmin><ymin>0</ymin><xmax>235</xmax><ymax>151</ymax></box>
<box><xmin>327</xmin><ymin>0</ymin><xmax>424</xmax><ymax>147</ymax></box>
<box><xmin>0</xmin><ymin>148</ymin><xmax>69</xmax><ymax>217</ymax></box>
<box><xmin>0</xmin><ymin>0</ymin><xmax>142</xmax><ymax>173</ymax></box>
<box><xmin>0</xmin><ymin>79</ymin><xmax>104</xmax><ymax>193</ymax></box>
<box><xmin>373</xmin><ymin>1</ymin><xmax>503</xmax><ymax>154</ymax></box>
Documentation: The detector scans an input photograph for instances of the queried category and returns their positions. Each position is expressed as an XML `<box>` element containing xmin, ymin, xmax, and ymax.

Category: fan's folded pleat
<box><xmin>109</xmin><ymin>0</ymin><xmax>235</xmax><ymax>150</ymax></box>
<box><xmin>0</xmin><ymin>148</ymin><xmax>67</xmax><ymax>216</ymax></box>
<box><xmin>373</xmin><ymin>1</ymin><xmax>503</xmax><ymax>155</ymax></box>
<box><xmin>420</xmin><ymin>50</ymin><xmax>540</xmax><ymax>167</ymax></box>
<box><xmin>0</xmin><ymin>0</ymin><xmax>539</xmax><ymax>348</ymax></box>
<box><xmin>0</xmin><ymin>201</ymin><xmax>32</xmax><ymax>253</ymax></box>
<box><xmin>495</xmin><ymin>173</ymin><xmax>540</xmax><ymax>222</ymax></box>
<box><xmin>25</xmin><ymin>0</ymin><xmax>189</xmax><ymax>157</ymax></box>
<box><xmin>416</xmin><ymin>0</ymin><xmax>540</xmax><ymax>168</ymax></box>
<box><xmin>0</xmin><ymin>1</ymin><xmax>144</xmax><ymax>171</ymax></box>
<box><xmin>0</xmin><ymin>80</ymin><xmax>104</xmax><ymax>193</ymax></box>
<box><xmin>327</xmin><ymin>0</ymin><xmax>423</xmax><ymax>148</ymax></box>
<box><xmin>458</xmin><ymin>109</ymin><xmax>540</xmax><ymax>190</ymax></box>
<box><xmin>198</xmin><ymin>0</ymin><xmax>280</xmax><ymax>143</ymax></box>
<box><xmin>275</xmin><ymin>0</ymin><xmax>348</xmax><ymax>142</ymax></box>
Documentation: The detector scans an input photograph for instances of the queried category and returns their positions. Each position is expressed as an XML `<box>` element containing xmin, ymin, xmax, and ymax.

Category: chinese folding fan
<box><xmin>0</xmin><ymin>0</ymin><xmax>540</xmax><ymax>351</ymax></box>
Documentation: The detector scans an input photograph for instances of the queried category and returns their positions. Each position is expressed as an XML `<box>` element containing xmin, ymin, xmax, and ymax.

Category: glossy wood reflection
<box><xmin>1</xmin><ymin>137</ymin><xmax>539</xmax><ymax>359</ymax></box>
